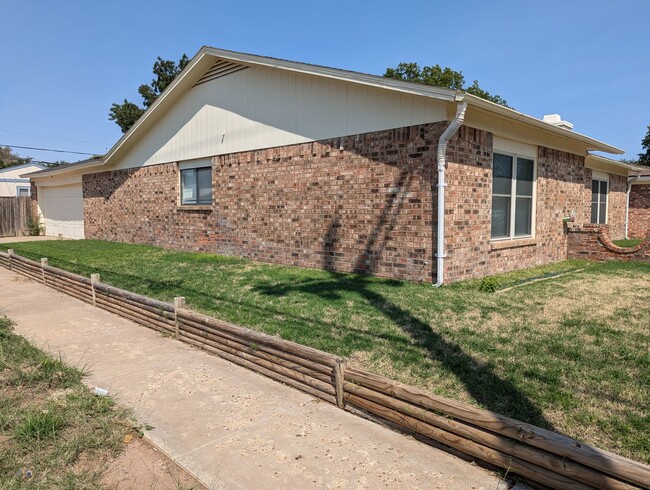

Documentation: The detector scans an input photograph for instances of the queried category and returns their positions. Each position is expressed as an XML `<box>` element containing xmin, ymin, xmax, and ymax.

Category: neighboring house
<box><xmin>0</xmin><ymin>162</ymin><xmax>46</xmax><ymax>197</ymax></box>
<box><xmin>629</xmin><ymin>167</ymin><xmax>650</xmax><ymax>239</ymax></box>
<box><xmin>26</xmin><ymin>47</ymin><xmax>639</xmax><ymax>284</ymax></box>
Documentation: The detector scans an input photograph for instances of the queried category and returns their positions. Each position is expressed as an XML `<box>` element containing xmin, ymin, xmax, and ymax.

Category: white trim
<box><xmin>15</xmin><ymin>186</ymin><xmax>30</xmax><ymax>197</ymax></box>
<box><xmin>177</xmin><ymin>158</ymin><xmax>212</xmax><ymax>171</ymax></box>
<box><xmin>591</xmin><ymin>170</ymin><xmax>609</xmax><ymax>181</ymax></box>
<box><xmin>591</xmin><ymin>176</ymin><xmax>609</xmax><ymax>225</ymax></box>
<box><xmin>493</xmin><ymin>137</ymin><xmax>537</xmax><ymax>158</ymax></box>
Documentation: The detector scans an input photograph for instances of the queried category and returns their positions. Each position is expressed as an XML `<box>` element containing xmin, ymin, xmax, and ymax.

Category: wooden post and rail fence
<box><xmin>0</xmin><ymin>249</ymin><xmax>648</xmax><ymax>490</ymax></box>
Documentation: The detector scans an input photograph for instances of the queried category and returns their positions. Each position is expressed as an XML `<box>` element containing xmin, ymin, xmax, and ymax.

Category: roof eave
<box><xmin>464</xmin><ymin>94</ymin><xmax>624</xmax><ymax>155</ymax></box>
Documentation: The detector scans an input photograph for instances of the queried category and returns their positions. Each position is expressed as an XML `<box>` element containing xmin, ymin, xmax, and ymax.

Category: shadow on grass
<box><xmin>253</xmin><ymin>273</ymin><xmax>553</xmax><ymax>428</ymax></box>
<box><xmin>10</xmin><ymin>242</ymin><xmax>552</xmax><ymax>428</ymax></box>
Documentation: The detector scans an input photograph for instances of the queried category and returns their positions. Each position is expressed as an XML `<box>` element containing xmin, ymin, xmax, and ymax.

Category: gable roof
<box><xmin>0</xmin><ymin>162</ymin><xmax>47</xmax><ymax>175</ymax></box>
<box><xmin>29</xmin><ymin>46</ymin><xmax>624</xmax><ymax>179</ymax></box>
<box><xmin>22</xmin><ymin>156</ymin><xmax>102</xmax><ymax>178</ymax></box>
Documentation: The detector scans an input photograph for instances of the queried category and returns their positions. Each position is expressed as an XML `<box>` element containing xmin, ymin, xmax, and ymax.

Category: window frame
<box><xmin>590</xmin><ymin>176</ymin><xmax>608</xmax><ymax>225</ymax></box>
<box><xmin>490</xmin><ymin>150</ymin><xmax>538</xmax><ymax>241</ymax></box>
<box><xmin>179</xmin><ymin>166</ymin><xmax>212</xmax><ymax>206</ymax></box>
<box><xmin>16</xmin><ymin>186</ymin><xmax>30</xmax><ymax>197</ymax></box>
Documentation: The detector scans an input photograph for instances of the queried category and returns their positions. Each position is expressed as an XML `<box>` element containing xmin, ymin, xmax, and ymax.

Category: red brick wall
<box><xmin>83</xmin><ymin>164</ymin><xmax>218</xmax><ymax>252</ymax></box>
<box><xmin>606</xmin><ymin>174</ymin><xmax>627</xmax><ymax>240</ymax></box>
<box><xmin>445</xmin><ymin>145</ymin><xmax>594</xmax><ymax>281</ymax></box>
<box><xmin>84</xmin><ymin>122</ymin><xmax>448</xmax><ymax>281</ymax></box>
<box><xmin>83</xmin><ymin>122</ymin><xmax>624</xmax><ymax>283</ymax></box>
<box><xmin>629</xmin><ymin>183</ymin><xmax>650</xmax><ymax>238</ymax></box>
<box><xmin>30</xmin><ymin>182</ymin><xmax>39</xmax><ymax>226</ymax></box>
<box><xmin>444</xmin><ymin>126</ymin><xmax>493</xmax><ymax>281</ymax></box>
<box><xmin>568</xmin><ymin>224</ymin><xmax>650</xmax><ymax>261</ymax></box>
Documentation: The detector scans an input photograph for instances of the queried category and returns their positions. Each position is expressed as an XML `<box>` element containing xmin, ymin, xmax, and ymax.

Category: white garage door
<box><xmin>41</xmin><ymin>184</ymin><xmax>84</xmax><ymax>239</ymax></box>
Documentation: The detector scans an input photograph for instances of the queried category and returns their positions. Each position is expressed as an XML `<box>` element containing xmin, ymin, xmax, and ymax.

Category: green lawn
<box><xmin>2</xmin><ymin>240</ymin><xmax>649</xmax><ymax>463</ymax></box>
<box><xmin>613</xmin><ymin>238</ymin><xmax>645</xmax><ymax>248</ymax></box>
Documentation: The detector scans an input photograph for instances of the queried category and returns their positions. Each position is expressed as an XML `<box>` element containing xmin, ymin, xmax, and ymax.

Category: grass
<box><xmin>612</xmin><ymin>238</ymin><xmax>644</xmax><ymax>248</ymax></box>
<box><xmin>0</xmin><ymin>316</ymin><xmax>132</xmax><ymax>488</ymax></box>
<box><xmin>2</xmin><ymin>239</ymin><xmax>649</xmax><ymax>464</ymax></box>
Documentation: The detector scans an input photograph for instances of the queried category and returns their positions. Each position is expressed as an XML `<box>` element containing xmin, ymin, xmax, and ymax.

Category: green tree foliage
<box><xmin>384</xmin><ymin>62</ymin><xmax>511</xmax><ymax>108</ymax></box>
<box><xmin>0</xmin><ymin>146</ymin><xmax>32</xmax><ymax>169</ymax></box>
<box><xmin>638</xmin><ymin>124</ymin><xmax>650</xmax><ymax>166</ymax></box>
<box><xmin>109</xmin><ymin>54</ymin><xmax>190</xmax><ymax>133</ymax></box>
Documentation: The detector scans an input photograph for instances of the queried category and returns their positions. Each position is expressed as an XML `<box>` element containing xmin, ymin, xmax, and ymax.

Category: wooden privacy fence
<box><xmin>1</xmin><ymin>250</ymin><xmax>648</xmax><ymax>490</ymax></box>
<box><xmin>0</xmin><ymin>196</ymin><xmax>32</xmax><ymax>237</ymax></box>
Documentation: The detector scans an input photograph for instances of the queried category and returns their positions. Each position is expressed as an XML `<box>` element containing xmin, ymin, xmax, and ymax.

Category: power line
<box><xmin>0</xmin><ymin>144</ymin><xmax>97</xmax><ymax>156</ymax></box>
<box><xmin>0</xmin><ymin>129</ymin><xmax>108</xmax><ymax>146</ymax></box>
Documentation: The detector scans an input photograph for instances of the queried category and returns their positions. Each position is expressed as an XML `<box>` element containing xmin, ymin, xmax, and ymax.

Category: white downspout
<box><xmin>434</xmin><ymin>98</ymin><xmax>468</xmax><ymax>287</ymax></box>
<box><xmin>625</xmin><ymin>176</ymin><xmax>638</xmax><ymax>239</ymax></box>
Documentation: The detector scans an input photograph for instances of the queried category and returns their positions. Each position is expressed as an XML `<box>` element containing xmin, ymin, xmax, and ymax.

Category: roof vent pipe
<box><xmin>543</xmin><ymin>114</ymin><xmax>574</xmax><ymax>131</ymax></box>
<box><xmin>434</xmin><ymin>99</ymin><xmax>467</xmax><ymax>287</ymax></box>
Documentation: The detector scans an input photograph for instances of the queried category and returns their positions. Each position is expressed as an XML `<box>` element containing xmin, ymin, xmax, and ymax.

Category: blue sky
<box><xmin>1</xmin><ymin>0</ymin><xmax>648</xmax><ymax>164</ymax></box>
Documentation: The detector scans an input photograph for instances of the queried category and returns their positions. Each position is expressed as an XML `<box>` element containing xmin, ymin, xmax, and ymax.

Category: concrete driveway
<box><xmin>0</xmin><ymin>266</ymin><xmax>504</xmax><ymax>489</ymax></box>
<box><xmin>0</xmin><ymin>235</ymin><xmax>59</xmax><ymax>243</ymax></box>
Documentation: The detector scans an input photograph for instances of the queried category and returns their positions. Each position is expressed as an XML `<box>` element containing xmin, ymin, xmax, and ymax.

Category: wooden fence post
<box><xmin>7</xmin><ymin>249</ymin><xmax>13</xmax><ymax>271</ymax></box>
<box><xmin>40</xmin><ymin>258</ymin><xmax>48</xmax><ymax>284</ymax></box>
<box><xmin>174</xmin><ymin>297</ymin><xmax>185</xmax><ymax>339</ymax></box>
<box><xmin>334</xmin><ymin>358</ymin><xmax>347</xmax><ymax>409</ymax></box>
<box><xmin>90</xmin><ymin>273</ymin><xmax>100</xmax><ymax>307</ymax></box>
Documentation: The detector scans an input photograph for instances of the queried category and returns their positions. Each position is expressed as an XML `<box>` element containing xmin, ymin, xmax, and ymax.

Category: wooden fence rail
<box><xmin>0</xmin><ymin>250</ymin><xmax>648</xmax><ymax>490</ymax></box>
<box><xmin>0</xmin><ymin>196</ymin><xmax>32</xmax><ymax>237</ymax></box>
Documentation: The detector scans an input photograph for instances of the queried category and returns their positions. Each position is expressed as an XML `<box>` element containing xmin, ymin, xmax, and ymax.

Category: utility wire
<box><xmin>0</xmin><ymin>144</ymin><xmax>97</xmax><ymax>156</ymax></box>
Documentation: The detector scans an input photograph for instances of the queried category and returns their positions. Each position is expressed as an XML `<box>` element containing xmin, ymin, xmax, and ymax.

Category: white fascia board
<box><xmin>26</xmin><ymin>162</ymin><xmax>103</xmax><ymax>181</ymax></box>
<box><xmin>632</xmin><ymin>176</ymin><xmax>650</xmax><ymax>185</ymax></box>
<box><xmin>586</xmin><ymin>154</ymin><xmax>642</xmax><ymax>176</ymax></box>
<box><xmin>464</xmin><ymin>94</ymin><xmax>623</xmax><ymax>155</ymax></box>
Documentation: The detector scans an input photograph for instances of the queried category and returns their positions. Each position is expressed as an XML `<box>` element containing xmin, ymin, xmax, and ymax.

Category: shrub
<box><xmin>26</xmin><ymin>216</ymin><xmax>43</xmax><ymax>236</ymax></box>
<box><xmin>479</xmin><ymin>277</ymin><xmax>501</xmax><ymax>293</ymax></box>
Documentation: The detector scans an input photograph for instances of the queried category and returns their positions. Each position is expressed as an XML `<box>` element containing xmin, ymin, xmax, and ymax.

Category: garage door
<box><xmin>41</xmin><ymin>184</ymin><xmax>84</xmax><ymax>239</ymax></box>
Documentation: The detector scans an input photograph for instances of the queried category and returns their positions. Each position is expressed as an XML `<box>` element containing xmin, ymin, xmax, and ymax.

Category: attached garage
<box><xmin>22</xmin><ymin>159</ymin><xmax>102</xmax><ymax>240</ymax></box>
<box><xmin>39</xmin><ymin>184</ymin><xmax>84</xmax><ymax>239</ymax></box>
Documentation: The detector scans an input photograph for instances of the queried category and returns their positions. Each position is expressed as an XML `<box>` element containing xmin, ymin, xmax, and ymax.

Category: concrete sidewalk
<box><xmin>0</xmin><ymin>267</ymin><xmax>503</xmax><ymax>489</ymax></box>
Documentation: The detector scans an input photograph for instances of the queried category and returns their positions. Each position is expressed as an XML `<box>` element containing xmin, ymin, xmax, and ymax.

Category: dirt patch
<box><xmin>102</xmin><ymin>434</ymin><xmax>205</xmax><ymax>489</ymax></box>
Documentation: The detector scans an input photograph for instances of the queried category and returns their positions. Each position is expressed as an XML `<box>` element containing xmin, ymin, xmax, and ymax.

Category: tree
<box><xmin>384</xmin><ymin>62</ymin><xmax>511</xmax><ymax>108</ymax></box>
<box><xmin>638</xmin><ymin>124</ymin><xmax>650</xmax><ymax>166</ymax></box>
<box><xmin>0</xmin><ymin>146</ymin><xmax>32</xmax><ymax>169</ymax></box>
<box><xmin>109</xmin><ymin>54</ymin><xmax>189</xmax><ymax>133</ymax></box>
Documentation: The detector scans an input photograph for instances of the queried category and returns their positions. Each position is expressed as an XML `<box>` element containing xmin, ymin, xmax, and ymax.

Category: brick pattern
<box><xmin>84</xmin><ymin>122</ymin><xmax>449</xmax><ymax>281</ymax></box>
<box><xmin>82</xmin><ymin>121</ymin><xmax>629</xmax><ymax>283</ymax></box>
<box><xmin>446</xmin><ymin>145</ymin><xmax>590</xmax><ymax>281</ymax></box>
<box><xmin>629</xmin><ymin>183</ymin><xmax>650</xmax><ymax>238</ymax></box>
<box><xmin>30</xmin><ymin>182</ymin><xmax>38</xmax><ymax>224</ymax></box>
<box><xmin>444</xmin><ymin>126</ymin><xmax>493</xmax><ymax>281</ymax></box>
<box><xmin>84</xmin><ymin>165</ymin><xmax>217</xmax><ymax>252</ymax></box>
<box><xmin>607</xmin><ymin>174</ymin><xmax>627</xmax><ymax>240</ymax></box>
<box><xmin>568</xmin><ymin>224</ymin><xmax>650</xmax><ymax>261</ymax></box>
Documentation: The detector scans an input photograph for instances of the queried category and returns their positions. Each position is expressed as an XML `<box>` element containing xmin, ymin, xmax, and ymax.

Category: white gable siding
<box><xmin>112</xmin><ymin>66</ymin><xmax>447</xmax><ymax>170</ymax></box>
<box><xmin>0</xmin><ymin>164</ymin><xmax>44</xmax><ymax>197</ymax></box>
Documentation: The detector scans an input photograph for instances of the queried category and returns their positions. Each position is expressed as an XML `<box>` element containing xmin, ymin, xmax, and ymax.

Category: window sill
<box><xmin>177</xmin><ymin>205</ymin><xmax>213</xmax><ymax>212</ymax></box>
<box><xmin>490</xmin><ymin>237</ymin><xmax>537</xmax><ymax>251</ymax></box>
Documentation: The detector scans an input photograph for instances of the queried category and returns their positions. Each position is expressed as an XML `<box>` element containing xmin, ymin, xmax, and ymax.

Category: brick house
<box><xmin>25</xmin><ymin>47</ymin><xmax>640</xmax><ymax>284</ymax></box>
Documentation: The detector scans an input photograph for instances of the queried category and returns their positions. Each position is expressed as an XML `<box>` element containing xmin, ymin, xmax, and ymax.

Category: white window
<box><xmin>491</xmin><ymin>152</ymin><xmax>536</xmax><ymax>239</ymax></box>
<box><xmin>591</xmin><ymin>179</ymin><xmax>608</xmax><ymax>224</ymax></box>
<box><xmin>17</xmin><ymin>186</ymin><xmax>30</xmax><ymax>197</ymax></box>
<box><xmin>180</xmin><ymin>167</ymin><xmax>212</xmax><ymax>205</ymax></box>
